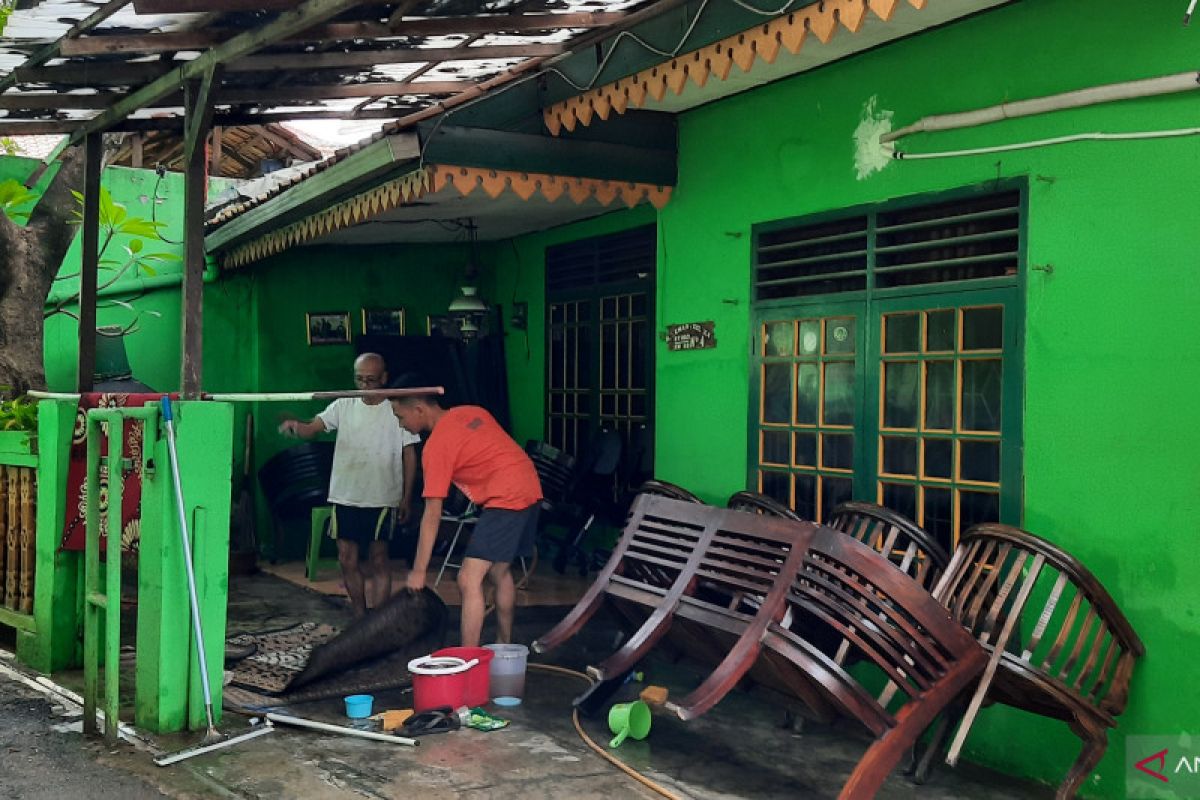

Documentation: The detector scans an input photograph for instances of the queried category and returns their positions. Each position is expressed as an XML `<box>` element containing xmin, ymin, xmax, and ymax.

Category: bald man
<box><xmin>279</xmin><ymin>353</ymin><xmax>420</xmax><ymax>616</ymax></box>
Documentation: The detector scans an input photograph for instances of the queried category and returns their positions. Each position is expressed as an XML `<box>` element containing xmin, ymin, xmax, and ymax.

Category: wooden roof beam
<box><xmin>250</xmin><ymin>125</ymin><xmax>320</xmax><ymax>161</ymax></box>
<box><xmin>0</xmin><ymin>80</ymin><xmax>469</xmax><ymax>110</ymax></box>
<box><xmin>66</xmin><ymin>0</ymin><xmax>380</xmax><ymax>148</ymax></box>
<box><xmin>133</xmin><ymin>0</ymin><xmax>298</xmax><ymax>11</ymax></box>
<box><xmin>14</xmin><ymin>43</ymin><xmax>564</xmax><ymax>88</ymax></box>
<box><xmin>0</xmin><ymin>105</ymin><xmax>424</xmax><ymax>135</ymax></box>
<box><xmin>0</xmin><ymin>0</ymin><xmax>134</xmax><ymax>95</ymax></box>
<box><xmin>60</xmin><ymin>12</ymin><xmax>627</xmax><ymax>56</ymax></box>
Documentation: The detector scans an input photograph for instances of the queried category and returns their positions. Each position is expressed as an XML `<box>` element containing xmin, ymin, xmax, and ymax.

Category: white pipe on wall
<box><xmin>881</xmin><ymin>71</ymin><xmax>1200</xmax><ymax>144</ymax></box>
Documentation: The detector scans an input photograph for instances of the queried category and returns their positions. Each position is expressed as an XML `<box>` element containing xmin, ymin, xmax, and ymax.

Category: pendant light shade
<box><xmin>448</xmin><ymin>285</ymin><xmax>487</xmax><ymax>314</ymax></box>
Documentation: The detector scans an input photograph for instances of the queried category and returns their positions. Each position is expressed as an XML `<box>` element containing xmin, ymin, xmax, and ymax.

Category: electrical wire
<box><xmin>885</xmin><ymin>125</ymin><xmax>1200</xmax><ymax>160</ymax></box>
<box><xmin>419</xmin><ymin>0</ymin><xmax>798</xmax><ymax>166</ymax></box>
<box><xmin>527</xmin><ymin>663</ymin><xmax>685</xmax><ymax>800</ymax></box>
<box><xmin>151</xmin><ymin>167</ymin><xmax>183</xmax><ymax>245</ymax></box>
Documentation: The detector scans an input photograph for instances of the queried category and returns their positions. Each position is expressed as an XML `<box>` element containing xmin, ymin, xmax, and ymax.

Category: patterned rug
<box><xmin>225</xmin><ymin>622</ymin><xmax>338</xmax><ymax>695</ymax></box>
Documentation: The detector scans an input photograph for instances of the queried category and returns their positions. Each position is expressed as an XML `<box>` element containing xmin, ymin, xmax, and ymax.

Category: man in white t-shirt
<box><xmin>278</xmin><ymin>353</ymin><xmax>420</xmax><ymax>616</ymax></box>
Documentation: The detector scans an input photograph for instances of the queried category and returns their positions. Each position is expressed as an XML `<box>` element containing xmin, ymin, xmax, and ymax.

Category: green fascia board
<box><xmin>205</xmin><ymin>132</ymin><xmax>419</xmax><ymax>253</ymax></box>
<box><xmin>206</xmin><ymin>123</ymin><xmax>675</xmax><ymax>256</ymax></box>
<box><xmin>418</xmin><ymin>123</ymin><xmax>677</xmax><ymax>185</ymax></box>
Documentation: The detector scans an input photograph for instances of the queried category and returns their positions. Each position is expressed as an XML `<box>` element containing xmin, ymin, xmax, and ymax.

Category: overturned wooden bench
<box><xmin>535</xmin><ymin>495</ymin><xmax>988</xmax><ymax>798</ymax></box>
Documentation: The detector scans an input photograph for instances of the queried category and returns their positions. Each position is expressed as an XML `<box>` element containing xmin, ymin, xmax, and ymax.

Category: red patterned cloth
<box><xmin>59</xmin><ymin>393</ymin><xmax>163</xmax><ymax>553</ymax></box>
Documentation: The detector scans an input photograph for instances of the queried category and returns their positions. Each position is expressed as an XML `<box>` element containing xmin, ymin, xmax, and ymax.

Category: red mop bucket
<box><xmin>434</xmin><ymin>647</ymin><xmax>493</xmax><ymax>707</ymax></box>
<box><xmin>407</xmin><ymin>655</ymin><xmax>476</xmax><ymax>712</ymax></box>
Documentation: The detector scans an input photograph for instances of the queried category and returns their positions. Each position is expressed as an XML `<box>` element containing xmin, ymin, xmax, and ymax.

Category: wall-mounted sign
<box><xmin>667</xmin><ymin>321</ymin><xmax>717</xmax><ymax>351</ymax></box>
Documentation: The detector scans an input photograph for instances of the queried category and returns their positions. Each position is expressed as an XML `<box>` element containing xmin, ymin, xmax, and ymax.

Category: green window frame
<box><xmin>545</xmin><ymin>226</ymin><xmax>656</xmax><ymax>458</ymax></box>
<box><xmin>749</xmin><ymin>183</ymin><xmax>1025</xmax><ymax>552</ymax></box>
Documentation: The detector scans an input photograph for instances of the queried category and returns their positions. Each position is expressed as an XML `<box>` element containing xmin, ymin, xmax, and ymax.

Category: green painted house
<box><xmin>6</xmin><ymin>0</ymin><xmax>1197</xmax><ymax>795</ymax></box>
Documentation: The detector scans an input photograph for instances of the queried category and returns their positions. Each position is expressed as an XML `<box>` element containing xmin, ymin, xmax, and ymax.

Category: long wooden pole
<box><xmin>76</xmin><ymin>134</ymin><xmax>103</xmax><ymax>392</ymax></box>
<box><xmin>180</xmin><ymin>76</ymin><xmax>215</xmax><ymax>399</ymax></box>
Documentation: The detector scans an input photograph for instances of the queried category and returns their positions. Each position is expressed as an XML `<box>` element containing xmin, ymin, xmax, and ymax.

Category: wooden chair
<box><xmin>663</xmin><ymin>523</ymin><xmax>988</xmax><ymax>800</ymax></box>
<box><xmin>531</xmin><ymin>495</ymin><xmax>718</xmax><ymax>667</ymax></box>
<box><xmin>638</xmin><ymin>479</ymin><xmax>704</xmax><ymax>504</ymax></box>
<box><xmin>928</xmin><ymin>523</ymin><xmax>1145</xmax><ymax>800</ymax></box>
<box><xmin>826</xmin><ymin>501</ymin><xmax>949</xmax><ymax>591</ymax></box>
<box><xmin>726</xmin><ymin>490</ymin><xmax>803</xmax><ymax>521</ymax></box>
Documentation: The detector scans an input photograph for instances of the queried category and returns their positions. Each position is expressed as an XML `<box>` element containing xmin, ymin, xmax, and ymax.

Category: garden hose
<box><xmin>527</xmin><ymin>663</ymin><xmax>684</xmax><ymax>800</ymax></box>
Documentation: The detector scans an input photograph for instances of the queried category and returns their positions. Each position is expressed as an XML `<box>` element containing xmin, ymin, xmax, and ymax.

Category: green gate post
<box><xmin>136</xmin><ymin>400</ymin><xmax>233</xmax><ymax>733</ymax></box>
<box><xmin>19</xmin><ymin>399</ymin><xmax>80</xmax><ymax>672</ymax></box>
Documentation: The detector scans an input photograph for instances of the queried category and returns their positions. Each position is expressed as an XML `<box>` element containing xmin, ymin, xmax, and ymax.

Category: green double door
<box><xmin>752</xmin><ymin>287</ymin><xmax>1022</xmax><ymax>552</ymax></box>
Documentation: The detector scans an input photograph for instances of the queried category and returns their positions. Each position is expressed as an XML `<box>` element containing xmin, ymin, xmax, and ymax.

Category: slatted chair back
<box><xmin>526</xmin><ymin>440</ymin><xmax>577</xmax><ymax>506</ymax></box>
<box><xmin>637</xmin><ymin>479</ymin><xmax>704</xmax><ymax>504</ymax></box>
<box><xmin>532</xmin><ymin>494</ymin><xmax>717</xmax><ymax>656</ymax></box>
<box><xmin>726</xmin><ymin>490</ymin><xmax>804</xmax><ymax>521</ymax></box>
<box><xmin>827</xmin><ymin>501</ymin><xmax>949</xmax><ymax>591</ymax></box>
<box><xmin>593</xmin><ymin>503</ymin><xmax>812</xmax><ymax>686</ymax></box>
<box><xmin>663</xmin><ymin>510</ymin><xmax>817</xmax><ymax>720</ymax></box>
<box><xmin>765</xmin><ymin>525</ymin><xmax>988</xmax><ymax>799</ymax></box>
<box><xmin>932</xmin><ymin>523</ymin><xmax>1145</xmax><ymax>798</ymax></box>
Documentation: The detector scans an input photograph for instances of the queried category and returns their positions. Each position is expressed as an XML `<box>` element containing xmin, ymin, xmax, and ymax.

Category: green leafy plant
<box><xmin>41</xmin><ymin>185</ymin><xmax>180</xmax><ymax>333</ymax></box>
<box><xmin>0</xmin><ymin>177</ymin><xmax>38</xmax><ymax>224</ymax></box>
<box><xmin>0</xmin><ymin>395</ymin><xmax>37</xmax><ymax>432</ymax></box>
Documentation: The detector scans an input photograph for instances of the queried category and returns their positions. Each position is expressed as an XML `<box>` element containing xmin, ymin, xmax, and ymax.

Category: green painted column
<box><xmin>19</xmin><ymin>399</ymin><xmax>81</xmax><ymax>672</ymax></box>
<box><xmin>136</xmin><ymin>400</ymin><xmax>233</xmax><ymax>733</ymax></box>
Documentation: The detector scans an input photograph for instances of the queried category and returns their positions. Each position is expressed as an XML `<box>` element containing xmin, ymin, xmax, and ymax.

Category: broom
<box><xmin>154</xmin><ymin>396</ymin><xmax>273</xmax><ymax>766</ymax></box>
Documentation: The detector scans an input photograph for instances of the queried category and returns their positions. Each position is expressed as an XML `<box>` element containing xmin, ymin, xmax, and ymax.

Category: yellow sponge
<box><xmin>371</xmin><ymin>709</ymin><xmax>414</xmax><ymax>731</ymax></box>
<box><xmin>640</xmin><ymin>685</ymin><xmax>669</xmax><ymax>706</ymax></box>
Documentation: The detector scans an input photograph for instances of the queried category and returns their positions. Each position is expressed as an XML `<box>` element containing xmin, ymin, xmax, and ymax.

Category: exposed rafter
<box><xmin>59</xmin><ymin>12</ymin><xmax>627</xmax><ymax>57</ymax></box>
<box><xmin>64</xmin><ymin>0</ymin><xmax>381</xmax><ymax>147</ymax></box>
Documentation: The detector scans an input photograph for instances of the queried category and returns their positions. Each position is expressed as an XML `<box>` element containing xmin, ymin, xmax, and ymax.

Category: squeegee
<box><xmin>154</xmin><ymin>396</ymin><xmax>273</xmax><ymax>766</ymax></box>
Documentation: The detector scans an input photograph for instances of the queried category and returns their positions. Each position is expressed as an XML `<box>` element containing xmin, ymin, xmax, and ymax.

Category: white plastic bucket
<box><xmin>484</xmin><ymin>643</ymin><xmax>528</xmax><ymax>705</ymax></box>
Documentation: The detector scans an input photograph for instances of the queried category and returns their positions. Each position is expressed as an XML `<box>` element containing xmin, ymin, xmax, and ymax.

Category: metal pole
<box><xmin>29</xmin><ymin>386</ymin><xmax>445</xmax><ymax>403</ymax></box>
<box><xmin>159</xmin><ymin>397</ymin><xmax>218</xmax><ymax>736</ymax></box>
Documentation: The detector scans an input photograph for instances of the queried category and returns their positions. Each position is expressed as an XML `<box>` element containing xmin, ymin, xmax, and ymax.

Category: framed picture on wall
<box><xmin>362</xmin><ymin>307</ymin><xmax>406</xmax><ymax>336</ymax></box>
<box><xmin>306</xmin><ymin>311</ymin><xmax>351</xmax><ymax>345</ymax></box>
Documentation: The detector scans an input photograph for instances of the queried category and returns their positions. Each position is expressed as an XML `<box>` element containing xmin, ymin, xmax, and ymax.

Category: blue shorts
<box><xmin>465</xmin><ymin>505</ymin><xmax>540</xmax><ymax>564</ymax></box>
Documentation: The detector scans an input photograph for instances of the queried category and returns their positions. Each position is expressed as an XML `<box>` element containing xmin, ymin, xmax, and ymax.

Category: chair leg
<box><xmin>307</xmin><ymin>507</ymin><xmax>330</xmax><ymax>583</ymax></box>
<box><xmin>434</xmin><ymin>519</ymin><xmax>466</xmax><ymax>587</ymax></box>
<box><xmin>1055</xmin><ymin>727</ymin><xmax>1107</xmax><ymax>800</ymax></box>
<box><xmin>912</xmin><ymin>712</ymin><xmax>955</xmax><ymax>784</ymax></box>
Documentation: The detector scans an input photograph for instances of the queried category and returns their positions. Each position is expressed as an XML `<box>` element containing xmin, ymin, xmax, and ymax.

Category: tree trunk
<box><xmin>0</xmin><ymin>146</ymin><xmax>87</xmax><ymax>394</ymax></box>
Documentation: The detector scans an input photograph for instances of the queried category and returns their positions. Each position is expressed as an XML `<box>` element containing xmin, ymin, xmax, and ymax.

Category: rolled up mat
<box><xmin>286</xmin><ymin>589</ymin><xmax>447</xmax><ymax>692</ymax></box>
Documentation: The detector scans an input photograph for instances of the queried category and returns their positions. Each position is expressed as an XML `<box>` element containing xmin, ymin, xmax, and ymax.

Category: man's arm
<box><xmin>406</xmin><ymin>496</ymin><xmax>442</xmax><ymax>591</ymax></box>
<box><xmin>398</xmin><ymin>444</ymin><xmax>417</xmax><ymax>522</ymax></box>
<box><xmin>278</xmin><ymin>417</ymin><xmax>326</xmax><ymax>439</ymax></box>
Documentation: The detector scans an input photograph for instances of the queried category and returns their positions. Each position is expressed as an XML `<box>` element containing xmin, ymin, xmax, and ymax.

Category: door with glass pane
<box><xmin>754</xmin><ymin>305</ymin><xmax>865</xmax><ymax>522</ymax></box>
<box><xmin>868</xmin><ymin>289</ymin><xmax>1021</xmax><ymax>553</ymax></box>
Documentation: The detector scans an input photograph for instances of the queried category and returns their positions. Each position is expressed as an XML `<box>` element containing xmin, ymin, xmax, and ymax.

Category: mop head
<box><xmin>286</xmin><ymin>589</ymin><xmax>447</xmax><ymax>693</ymax></box>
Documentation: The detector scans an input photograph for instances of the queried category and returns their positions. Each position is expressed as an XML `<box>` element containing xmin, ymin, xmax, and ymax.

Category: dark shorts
<box><xmin>465</xmin><ymin>505</ymin><xmax>540</xmax><ymax>564</ymax></box>
<box><xmin>330</xmin><ymin>504</ymin><xmax>394</xmax><ymax>560</ymax></box>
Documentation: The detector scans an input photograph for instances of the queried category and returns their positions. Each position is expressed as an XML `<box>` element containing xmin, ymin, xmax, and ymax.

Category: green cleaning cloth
<box><xmin>466</xmin><ymin>707</ymin><xmax>509</xmax><ymax>731</ymax></box>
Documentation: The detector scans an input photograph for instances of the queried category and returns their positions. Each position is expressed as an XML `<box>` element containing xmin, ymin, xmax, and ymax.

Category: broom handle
<box><xmin>160</xmin><ymin>397</ymin><xmax>217</xmax><ymax>719</ymax></box>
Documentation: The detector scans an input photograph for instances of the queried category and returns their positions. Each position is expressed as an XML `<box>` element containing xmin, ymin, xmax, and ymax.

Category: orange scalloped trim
<box><xmin>221</xmin><ymin>165</ymin><xmax>673</xmax><ymax>269</ymax></box>
<box><xmin>544</xmin><ymin>0</ymin><xmax>928</xmax><ymax>136</ymax></box>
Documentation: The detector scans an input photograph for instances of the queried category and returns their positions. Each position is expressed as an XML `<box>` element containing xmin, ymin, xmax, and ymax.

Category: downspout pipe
<box><xmin>881</xmin><ymin>71</ymin><xmax>1200</xmax><ymax>144</ymax></box>
<box><xmin>44</xmin><ymin>257</ymin><xmax>220</xmax><ymax>307</ymax></box>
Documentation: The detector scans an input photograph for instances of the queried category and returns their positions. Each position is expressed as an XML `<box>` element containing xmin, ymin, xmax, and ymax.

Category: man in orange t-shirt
<box><xmin>389</xmin><ymin>376</ymin><xmax>542</xmax><ymax>647</ymax></box>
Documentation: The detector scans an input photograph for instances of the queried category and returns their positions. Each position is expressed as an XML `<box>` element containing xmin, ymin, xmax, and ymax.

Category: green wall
<box><xmin>247</xmin><ymin>241</ymin><xmax>469</xmax><ymax>476</ymax></box>
<box><xmin>648</xmin><ymin>0</ymin><xmax>1199</xmax><ymax>795</ymax></box>
<box><xmin>486</xmin><ymin>0</ymin><xmax>1199</xmax><ymax>794</ymax></box>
